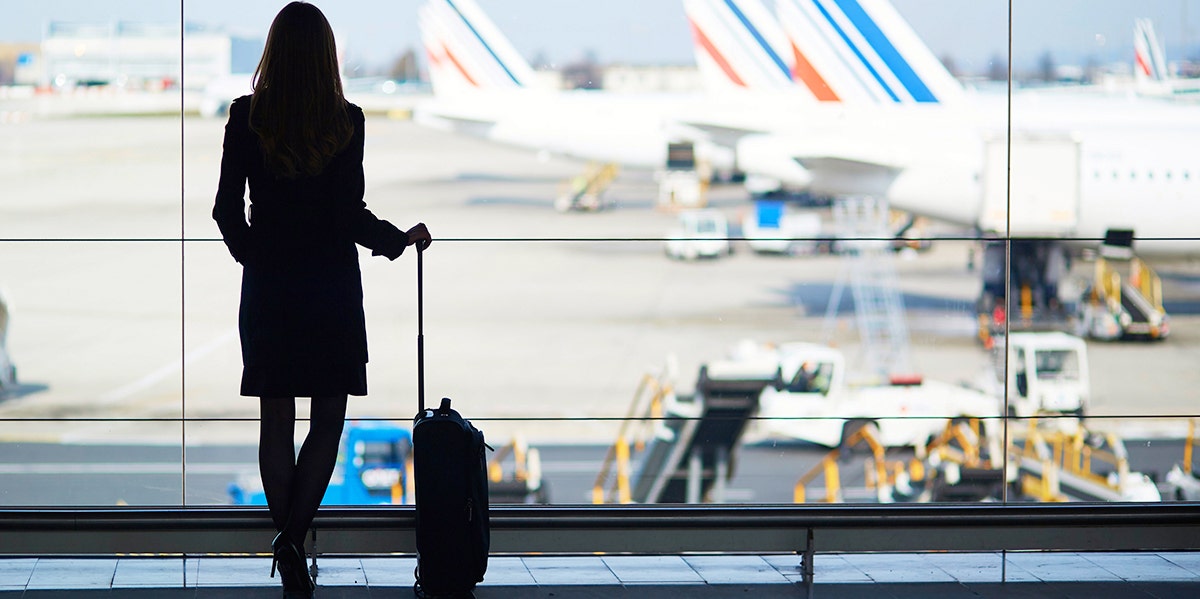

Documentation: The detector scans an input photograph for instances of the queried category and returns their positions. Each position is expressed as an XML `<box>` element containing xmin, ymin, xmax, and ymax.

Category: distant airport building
<box><xmin>35</xmin><ymin>21</ymin><xmax>262</xmax><ymax>90</ymax></box>
<box><xmin>601</xmin><ymin>65</ymin><xmax>703</xmax><ymax>94</ymax></box>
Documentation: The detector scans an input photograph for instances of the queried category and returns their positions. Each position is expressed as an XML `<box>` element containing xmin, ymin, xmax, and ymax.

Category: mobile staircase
<box><xmin>1077</xmin><ymin>255</ymin><xmax>1168</xmax><ymax>340</ymax></box>
<box><xmin>556</xmin><ymin>162</ymin><xmax>620</xmax><ymax>211</ymax></box>
<box><xmin>593</xmin><ymin>360</ymin><xmax>772</xmax><ymax>504</ymax></box>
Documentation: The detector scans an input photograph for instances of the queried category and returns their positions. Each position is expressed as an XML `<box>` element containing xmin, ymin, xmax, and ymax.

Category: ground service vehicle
<box><xmin>974</xmin><ymin>332</ymin><xmax>1088</xmax><ymax>418</ymax></box>
<box><xmin>664</xmin><ymin>209</ymin><xmax>731</xmax><ymax>260</ymax></box>
<box><xmin>705</xmin><ymin>341</ymin><xmax>1001</xmax><ymax>448</ymax></box>
<box><xmin>741</xmin><ymin>199</ymin><xmax>822</xmax><ymax>255</ymax></box>
<box><xmin>229</xmin><ymin>421</ymin><xmax>412</xmax><ymax>505</ymax></box>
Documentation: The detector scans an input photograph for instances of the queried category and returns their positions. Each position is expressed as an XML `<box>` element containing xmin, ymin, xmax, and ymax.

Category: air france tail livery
<box><xmin>683</xmin><ymin>0</ymin><xmax>798</xmax><ymax>93</ymax></box>
<box><xmin>416</xmin><ymin>0</ymin><xmax>741</xmax><ymax>172</ymax></box>
<box><xmin>419</xmin><ymin>0</ymin><xmax>534</xmax><ymax>95</ymax></box>
<box><xmin>775</xmin><ymin>0</ymin><xmax>963</xmax><ymax>104</ymax></box>
<box><xmin>1132</xmin><ymin>18</ymin><xmax>1200</xmax><ymax>97</ymax></box>
<box><xmin>1134</xmin><ymin>18</ymin><xmax>1170</xmax><ymax>86</ymax></box>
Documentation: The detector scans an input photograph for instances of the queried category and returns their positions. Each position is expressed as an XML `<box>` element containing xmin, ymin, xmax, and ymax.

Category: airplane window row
<box><xmin>1095</xmin><ymin>170</ymin><xmax>1193</xmax><ymax>181</ymax></box>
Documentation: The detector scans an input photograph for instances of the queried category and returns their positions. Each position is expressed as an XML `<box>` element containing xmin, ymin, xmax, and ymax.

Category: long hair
<box><xmin>250</xmin><ymin>2</ymin><xmax>353</xmax><ymax>179</ymax></box>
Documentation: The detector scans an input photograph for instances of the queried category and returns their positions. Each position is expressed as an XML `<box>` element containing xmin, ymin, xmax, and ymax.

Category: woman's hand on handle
<box><xmin>406</xmin><ymin>223</ymin><xmax>432</xmax><ymax>252</ymax></box>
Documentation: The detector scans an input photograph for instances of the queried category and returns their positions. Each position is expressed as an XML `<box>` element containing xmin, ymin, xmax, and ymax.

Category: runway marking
<box><xmin>97</xmin><ymin>328</ymin><xmax>238</xmax><ymax>405</ymax></box>
<box><xmin>0</xmin><ymin>462</ymin><xmax>253</xmax><ymax>475</ymax></box>
<box><xmin>0</xmin><ymin>459</ymin><xmax>601</xmax><ymax>476</ymax></box>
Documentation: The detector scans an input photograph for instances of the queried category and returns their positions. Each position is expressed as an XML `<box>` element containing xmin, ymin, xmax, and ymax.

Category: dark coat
<box><xmin>213</xmin><ymin>95</ymin><xmax>408</xmax><ymax>398</ymax></box>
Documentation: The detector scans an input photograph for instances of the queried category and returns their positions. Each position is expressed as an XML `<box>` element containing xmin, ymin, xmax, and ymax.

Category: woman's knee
<box><xmin>308</xmin><ymin>395</ymin><xmax>348</xmax><ymax>436</ymax></box>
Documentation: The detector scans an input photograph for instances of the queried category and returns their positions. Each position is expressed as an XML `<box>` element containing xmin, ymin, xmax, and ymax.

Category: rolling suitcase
<box><xmin>411</xmin><ymin>247</ymin><xmax>489</xmax><ymax>599</ymax></box>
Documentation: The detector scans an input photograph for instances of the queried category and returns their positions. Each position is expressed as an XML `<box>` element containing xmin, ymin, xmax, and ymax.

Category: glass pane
<box><xmin>0</xmin><ymin>422</ymin><xmax>182</xmax><ymax>506</ymax></box>
<box><xmin>0</xmin><ymin>242</ymin><xmax>182</xmax><ymax>417</ymax></box>
<box><xmin>1006</xmin><ymin>416</ymin><xmax>1197</xmax><ymax>504</ymax></box>
<box><xmin>182</xmin><ymin>241</ymin><xmax>246</xmax><ymax>421</ymax></box>
<box><xmin>185</xmin><ymin>420</ymin><xmax>258</xmax><ymax>506</ymax></box>
<box><xmin>0</xmin><ymin>3</ymin><xmax>182</xmax><ymax>241</ymax></box>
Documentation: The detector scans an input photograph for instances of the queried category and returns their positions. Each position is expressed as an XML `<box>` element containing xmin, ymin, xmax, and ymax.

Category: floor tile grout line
<box><xmin>1080</xmin><ymin>551</ymin><xmax>1138</xmax><ymax>582</ymax></box>
<box><xmin>1159</xmin><ymin>553</ymin><xmax>1200</xmax><ymax>579</ymax></box>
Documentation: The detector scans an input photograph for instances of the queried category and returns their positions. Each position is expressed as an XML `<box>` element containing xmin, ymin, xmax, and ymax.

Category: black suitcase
<box><xmin>411</xmin><ymin>248</ymin><xmax>489</xmax><ymax>598</ymax></box>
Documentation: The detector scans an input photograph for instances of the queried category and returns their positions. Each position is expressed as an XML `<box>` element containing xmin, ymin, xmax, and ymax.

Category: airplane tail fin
<box><xmin>776</xmin><ymin>0</ymin><xmax>963</xmax><ymax>104</ymax></box>
<box><xmin>419</xmin><ymin>0</ymin><xmax>535</xmax><ymax>95</ymax></box>
<box><xmin>683</xmin><ymin>0</ymin><xmax>799</xmax><ymax>94</ymax></box>
<box><xmin>1134</xmin><ymin>18</ymin><xmax>1169</xmax><ymax>86</ymax></box>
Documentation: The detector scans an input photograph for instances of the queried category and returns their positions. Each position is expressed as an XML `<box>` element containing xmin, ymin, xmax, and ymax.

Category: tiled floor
<box><xmin>0</xmin><ymin>552</ymin><xmax>1198</xmax><ymax>597</ymax></box>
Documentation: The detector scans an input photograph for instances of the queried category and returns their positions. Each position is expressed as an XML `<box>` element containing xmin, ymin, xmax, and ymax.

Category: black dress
<box><xmin>213</xmin><ymin>95</ymin><xmax>408</xmax><ymax>398</ymax></box>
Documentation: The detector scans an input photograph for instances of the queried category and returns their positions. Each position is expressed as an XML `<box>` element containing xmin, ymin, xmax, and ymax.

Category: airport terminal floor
<box><xmin>2</xmin><ymin>552</ymin><xmax>1200</xmax><ymax>598</ymax></box>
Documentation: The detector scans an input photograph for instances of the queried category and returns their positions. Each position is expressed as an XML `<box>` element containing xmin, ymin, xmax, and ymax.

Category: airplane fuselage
<box><xmin>724</xmin><ymin>91</ymin><xmax>1200</xmax><ymax>257</ymax></box>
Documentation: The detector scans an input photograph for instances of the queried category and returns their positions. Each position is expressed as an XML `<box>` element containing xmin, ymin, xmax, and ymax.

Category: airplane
<box><xmin>676</xmin><ymin>0</ymin><xmax>1200</xmax><ymax>339</ymax></box>
<box><xmin>414</xmin><ymin>0</ymin><xmax>824</xmax><ymax>196</ymax></box>
<box><xmin>683</xmin><ymin>0</ymin><xmax>797</xmax><ymax>94</ymax></box>
<box><xmin>417</xmin><ymin>0</ymin><xmax>1197</xmax><ymax>339</ymax></box>
<box><xmin>1134</xmin><ymin>17</ymin><xmax>1200</xmax><ymax>97</ymax></box>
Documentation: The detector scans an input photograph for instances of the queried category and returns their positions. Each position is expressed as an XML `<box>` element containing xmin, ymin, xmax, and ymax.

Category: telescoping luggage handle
<box><xmin>417</xmin><ymin>245</ymin><xmax>425</xmax><ymax>414</ymax></box>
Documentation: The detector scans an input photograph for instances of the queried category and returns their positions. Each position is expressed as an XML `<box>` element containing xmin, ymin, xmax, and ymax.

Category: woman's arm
<box><xmin>340</xmin><ymin>107</ymin><xmax>420</xmax><ymax>260</ymax></box>
<box><xmin>212</xmin><ymin>97</ymin><xmax>254</xmax><ymax>264</ymax></box>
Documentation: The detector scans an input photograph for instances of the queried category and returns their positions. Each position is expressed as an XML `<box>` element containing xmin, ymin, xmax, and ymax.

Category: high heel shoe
<box><xmin>271</xmin><ymin>532</ymin><xmax>315</xmax><ymax>598</ymax></box>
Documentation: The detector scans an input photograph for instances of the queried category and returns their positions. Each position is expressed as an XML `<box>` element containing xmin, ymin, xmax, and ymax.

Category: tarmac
<box><xmin>3</xmin><ymin>115</ymin><xmax>1200</xmax><ymax>447</ymax></box>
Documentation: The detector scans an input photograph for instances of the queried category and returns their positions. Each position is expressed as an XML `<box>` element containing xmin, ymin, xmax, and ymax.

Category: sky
<box><xmin>1</xmin><ymin>1</ymin><xmax>1198</xmax><ymax>75</ymax></box>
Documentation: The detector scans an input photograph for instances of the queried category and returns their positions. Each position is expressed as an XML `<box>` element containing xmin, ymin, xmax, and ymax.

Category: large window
<box><xmin>1</xmin><ymin>0</ymin><xmax>1198</xmax><ymax>510</ymax></box>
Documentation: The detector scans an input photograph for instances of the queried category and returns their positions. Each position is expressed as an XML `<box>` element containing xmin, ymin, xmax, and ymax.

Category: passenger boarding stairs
<box><xmin>1077</xmin><ymin>256</ymin><xmax>1168</xmax><ymax>340</ymax></box>
<box><xmin>823</xmin><ymin>196</ymin><xmax>913</xmax><ymax>380</ymax></box>
<box><xmin>556</xmin><ymin>162</ymin><xmax>619</xmax><ymax>211</ymax></box>
<box><xmin>593</xmin><ymin>362</ymin><xmax>771</xmax><ymax>504</ymax></box>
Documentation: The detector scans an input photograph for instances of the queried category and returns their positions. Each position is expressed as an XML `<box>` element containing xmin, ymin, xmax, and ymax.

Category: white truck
<box><xmin>741</xmin><ymin>200</ymin><xmax>822</xmax><ymax>255</ymax></box>
<box><xmin>976</xmin><ymin>332</ymin><xmax>1088</xmax><ymax>418</ymax></box>
<box><xmin>704</xmin><ymin>341</ymin><xmax>1002</xmax><ymax>448</ymax></box>
<box><xmin>664</xmin><ymin>209</ymin><xmax>732</xmax><ymax>260</ymax></box>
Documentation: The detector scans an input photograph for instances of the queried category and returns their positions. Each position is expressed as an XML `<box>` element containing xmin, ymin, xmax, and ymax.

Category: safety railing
<box><xmin>793</xmin><ymin>422</ymin><xmax>890</xmax><ymax>503</ymax></box>
<box><xmin>2</xmin><ymin>504</ymin><xmax>1197</xmax><ymax>557</ymax></box>
<box><xmin>1131</xmin><ymin>257</ymin><xmax>1165</xmax><ymax>313</ymax></box>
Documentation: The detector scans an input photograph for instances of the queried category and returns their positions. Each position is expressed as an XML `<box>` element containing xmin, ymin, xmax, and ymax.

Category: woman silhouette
<box><xmin>213</xmin><ymin>3</ymin><xmax>431</xmax><ymax>597</ymax></box>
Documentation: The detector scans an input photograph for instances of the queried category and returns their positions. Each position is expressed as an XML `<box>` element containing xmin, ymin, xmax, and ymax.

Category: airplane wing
<box><xmin>794</xmin><ymin>155</ymin><xmax>901</xmax><ymax>179</ymax></box>
<box><xmin>681</xmin><ymin>121</ymin><xmax>771</xmax><ymax>149</ymax></box>
<box><xmin>412</xmin><ymin>103</ymin><xmax>499</xmax><ymax>138</ymax></box>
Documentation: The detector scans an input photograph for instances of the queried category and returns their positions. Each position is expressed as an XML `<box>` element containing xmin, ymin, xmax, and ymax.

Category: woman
<box><xmin>213</xmin><ymin>3</ymin><xmax>431</xmax><ymax>597</ymax></box>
